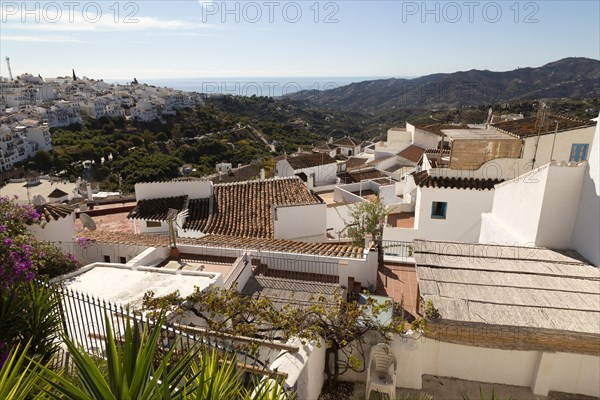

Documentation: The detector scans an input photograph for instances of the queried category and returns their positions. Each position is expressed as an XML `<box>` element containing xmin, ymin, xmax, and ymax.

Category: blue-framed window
<box><xmin>431</xmin><ymin>201</ymin><xmax>447</xmax><ymax>219</ymax></box>
<box><xmin>569</xmin><ymin>144</ymin><xmax>589</xmax><ymax>162</ymax></box>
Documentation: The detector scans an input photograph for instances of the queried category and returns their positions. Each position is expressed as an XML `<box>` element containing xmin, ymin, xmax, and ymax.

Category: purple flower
<box><xmin>0</xmin><ymin>225</ymin><xmax>5</xmax><ymax>233</ymax></box>
<box><xmin>3</xmin><ymin>238</ymin><xmax>12</xmax><ymax>246</ymax></box>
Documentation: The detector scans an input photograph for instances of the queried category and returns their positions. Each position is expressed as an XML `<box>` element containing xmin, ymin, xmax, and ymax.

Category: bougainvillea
<box><xmin>0</xmin><ymin>195</ymin><xmax>80</xmax><ymax>367</ymax></box>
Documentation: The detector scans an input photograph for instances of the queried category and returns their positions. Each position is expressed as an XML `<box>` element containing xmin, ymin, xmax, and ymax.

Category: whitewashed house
<box><xmin>276</xmin><ymin>152</ymin><xmax>338</xmax><ymax>188</ymax></box>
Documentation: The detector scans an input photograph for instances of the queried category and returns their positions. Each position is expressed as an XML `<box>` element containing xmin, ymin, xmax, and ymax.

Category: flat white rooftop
<box><xmin>0</xmin><ymin>180</ymin><xmax>76</xmax><ymax>204</ymax></box>
<box><xmin>60</xmin><ymin>264</ymin><xmax>218</xmax><ymax>309</ymax></box>
<box><xmin>441</xmin><ymin>128</ymin><xmax>515</xmax><ymax>140</ymax></box>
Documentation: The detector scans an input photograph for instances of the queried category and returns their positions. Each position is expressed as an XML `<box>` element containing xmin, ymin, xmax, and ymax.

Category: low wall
<box><xmin>269</xmin><ymin>339</ymin><xmax>326</xmax><ymax>400</ymax></box>
<box><xmin>338</xmin><ymin>332</ymin><xmax>600</xmax><ymax>397</ymax></box>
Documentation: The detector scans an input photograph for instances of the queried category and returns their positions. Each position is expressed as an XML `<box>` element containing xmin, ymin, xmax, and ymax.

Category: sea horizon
<box><xmin>105</xmin><ymin>76</ymin><xmax>413</xmax><ymax>97</ymax></box>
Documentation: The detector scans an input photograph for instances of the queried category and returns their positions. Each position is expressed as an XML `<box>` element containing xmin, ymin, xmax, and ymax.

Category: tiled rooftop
<box><xmin>492</xmin><ymin>114</ymin><xmax>596</xmax><ymax>138</ymax></box>
<box><xmin>36</xmin><ymin>203</ymin><xmax>75</xmax><ymax>222</ymax></box>
<box><xmin>345</xmin><ymin>157</ymin><xmax>369</xmax><ymax>170</ymax></box>
<box><xmin>47</xmin><ymin>188</ymin><xmax>69</xmax><ymax>198</ymax></box>
<box><xmin>397</xmin><ymin>145</ymin><xmax>426</xmax><ymax>163</ymax></box>
<box><xmin>333</xmin><ymin>136</ymin><xmax>362</xmax><ymax>147</ymax></box>
<box><xmin>414</xmin><ymin>171</ymin><xmax>503</xmax><ymax>190</ymax></box>
<box><xmin>128</xmin><ymin>195</ymin><xmax>188</xmax><ymax>221</ymax></box>
<box><xmin>194</xmin><ymin>234</ymin><xmax>365</xmax><ymax>258</ymax></box>
<box><xmin>203</xmin><ymin>177</ymin><xmax>321</xmax><ymax>238</ymax></box>
<box><xmin>285</xmin><ymin>152</ymin><xmax>337</xmax><ymax>170</ymax></box>
<box><xmin>338</xmin><ymin>169</ymin><xmax>386</xmax><ymax>184</ymax></box>
<box><xmin>83</xmin><ymin>231</ymin><xmax>365</xmax><ymax>259</ymax></box>
<box><xmin>183</xmin><ymin>198</ymin><xmax>210</xmax><ymax>231</ymax></box>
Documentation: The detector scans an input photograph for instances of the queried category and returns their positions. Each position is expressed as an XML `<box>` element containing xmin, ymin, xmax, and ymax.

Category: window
<box><xmin>569</xmin><ymin>144</ymin><xmax>589</xmax><ymax>162</ymax></box>
<box><xmin>103</xmin><ymin>255</ymin><xmax>111</xmax><ymax>263</ymax></box>
<box><xmin>431</xmin><ymin>201</ymin><xmax>447</xmax><ymax>219</ymax></box>
<box><xmin>146</xmin><ymin>221</ymin><xmax>162</xmax><ymax>228</ymax></box>
<box><xmin>119</xmin><ymin>257</ymin><xmax>127</xmax><ymax>264</ymax></box>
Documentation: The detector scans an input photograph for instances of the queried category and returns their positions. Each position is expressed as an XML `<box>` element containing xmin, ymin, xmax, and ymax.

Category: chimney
<box><xmin>328</xmin><ymin>137</ymin><xmax>333</xmax><ymax>144</ymax></box>
<box><xmin>298</xmin><ymin>147</ymin><xmax>302</xmax><ymax>154</ymax></box>
<box><xmin>260</xmin><ymin>168</ymin><xmax>265</xmax><ymax>181</ymax></box>
<box><xmin>364</xmin><ymin>234</ymin><xmax>373</xmax><ymax>250</ymax></box>
<box><xmin>86</xmin><ymin>182</ymin><xmax>93</xmax><ymax>202</ymax></box>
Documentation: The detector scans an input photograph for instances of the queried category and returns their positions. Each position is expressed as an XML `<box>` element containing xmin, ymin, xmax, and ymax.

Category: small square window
<box><xmin>103</xmin><ymin>255</ymin><xmax>111</xmax><ymax>263</ymax></box>
<box><xmin>146</xmin><ymin>221</ymin><xmax>162</xmax><ymax>228</ymax></box>
<box><xmin>119</xmin><ymin>257</ymin><xmax>127</xmax><ymax>264</ymax></box>
<box><xmin>431</xmin><ymin>201</ymin><xmax>447</xmax><ymax>219</ymax></box>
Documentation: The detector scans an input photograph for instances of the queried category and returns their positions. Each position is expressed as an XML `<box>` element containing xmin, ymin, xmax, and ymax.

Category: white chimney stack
<box><xmin>260</xmin><ymin>168</ymin><xmax>265</xmax><ymax>181</ymax></box>
<box><xmin>86</xmin><ymin>182</ymin><xmax>93</xmax><ymax>202</ymax></box>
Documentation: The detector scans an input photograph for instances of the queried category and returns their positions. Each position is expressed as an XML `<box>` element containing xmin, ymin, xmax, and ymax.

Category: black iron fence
<box><xmin>44</xmin><ymin>282</ymin><xmax>293</xmax><ymax>395</ymax></box>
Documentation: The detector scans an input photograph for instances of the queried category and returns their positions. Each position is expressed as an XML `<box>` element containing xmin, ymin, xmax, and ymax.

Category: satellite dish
<box><xmin>80</xmin><ymin>213</ymin><xmax>97</xmax><ymax>231</ymax></box>
<box><xmin>32</xmin><ymin>194</ymin><xmax>46</xmax><ymax>207</ymax></box>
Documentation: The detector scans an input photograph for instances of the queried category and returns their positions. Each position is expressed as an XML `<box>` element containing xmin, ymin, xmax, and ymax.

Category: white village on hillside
<box><xmin>1</xmin><ymin>73</ymin><xmax>599</xmax><ymax>399</ymax></box>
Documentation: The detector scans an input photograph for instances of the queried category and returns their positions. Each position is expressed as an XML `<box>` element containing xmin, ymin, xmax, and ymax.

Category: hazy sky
<box><xmin>1</xmin><ymin>1</ymin><xmax>599</xmax><ymax>79</ymax></box>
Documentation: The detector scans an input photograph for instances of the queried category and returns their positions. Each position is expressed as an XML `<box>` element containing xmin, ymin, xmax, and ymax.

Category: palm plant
<box><xmin>38</xmin><ymin>314</ymin><xmax>200</xmax><ymax>400</ymax></box>
<box><xmin>0</xmin><ymin>341</ymin><xmax>51</xmax><ymax>400</ymax></box>
<box><xmin>34</xmin><ymin>313</ymin><xmax>292</xmax><ymax>400</ymax></box>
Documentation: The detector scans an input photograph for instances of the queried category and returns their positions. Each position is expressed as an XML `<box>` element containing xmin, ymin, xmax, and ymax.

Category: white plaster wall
<box><xmin>270</xmin><ymin>339</ymin><xmax>325</xmax><ymax>400</ymax></box>
<box><xmin>138</xmin><ymin>220</ymin><xmax>169</xmax><ymax>234</ymax></box>
<box><xmin>126</xmin><ymin>246</ymin><xmax>170</xmax><ymax>268</ymax></box>
<box><xmin>413</xmin><ymin>129</ymin><xmax>440</xmax><ymax>149</ymax></box>
<box><xmin>421</xmin><ymin>340</ymin><xmax>538</xmax><ymax>388</ymax></box>
<box><xmin>570</xmin><ymin>116</ymin><xmax>600</xmax><ymax>266</ymax></box>
<box><xmin>414</xmin><ymin>186</ymin><xmax>496</xmax><ymax>242</ymax></box>
<box><xmin>522</xmin><ymin>126</ymin><xmax>596</xmax><ymax>165</ymax></box>
<box><xmin>297</xmin><ymin>164</ymin><xmax>338</xmax><ymax>186</ymax></box>
<box><xmin>274</xmin><ymin>203</ymin><xmax>327</xmax><ymax>242</ymax></box>
<box><xmin>536</xmin><ymin>164</ymin><xmax>586</xmax><ymax>248</ymax></box>
<box><xmin>326</xmin><ymin>204</ymin><xmax>353</xmax><ymax>238</ymax></box>
<box><xmin>28</xmin><ymin>213</ymin><xmax>75</xmax><ymax>244</ymax></box>
<box><xmin>72</xmin><ymin>242</ymin><xmax>149</xmax><ymax>265</ymax></box>
<box><xmin>338</xmin><ymin>334</ymin><xmax>600</xmax><ymax>397</ymax></box>
<box><xmin>484</xmin><ymin>165</ymin><xmax>550</xmax><ymax>244</ymax></box>
<box><xmin>386</xmin><ymin>128</ymin><xmax>411</xmax><ymax>149</ymax></box>
<box><xmin>276</xmin><ymin>159</ymin><xmax>296</xmax><ymax>177</ymax></box>
<box><xmin>378</xmin><ymin>184</ymin><xmax>401</xmax><ymax>205</ymax></box>
<box><xmin>479</xmin><ymin>213</ymin><xmax>525</xmax><ymax>246</ymax></box>
<box><xmin>548</xmin><ymin>352</ymin><xmax>600</xmax><ymax>397</ymax></box>
<box><xmin>134</xmin><ymin>180</ymin><xmax>212</xmax><ymax>201</ymax></box>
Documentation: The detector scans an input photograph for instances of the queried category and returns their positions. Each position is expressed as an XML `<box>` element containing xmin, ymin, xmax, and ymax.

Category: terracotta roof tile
<box><xmin>128</xmin><ymin>195</ymin><xmax>188</xmax><ymax>221</ymax></box>
<box><xmin>183</xmin><ymin>198</ymin><xmax>210</xmax><ymax>231</ymax></box>
<box><xmin>36</xmin><ymin>203</ymin><xmax>75</xmax><ymax>222</ymax></box>
<box><xmin>414</xmin><ymin>171</ymin><xmax>502</xmax><ymax>190</ymax></box>
<box><xmin>203</xmin><ymin>177</ymin><xmax>322</xmax><ymax>238</ymax></box>
<box><xmin>345</xmin><ymin>157</ymin><xmax>369</xmax><ymax>170</ymax></box>
<box><xmin>492</xmin><ymin>114</ymin><xmax>596</xmax><ymax>139</ymax></box>
<box><xmin>193</xmin><ymin>234</ymin><xmax>365</xmax><ymax>258</ymax></box>
<box><xmin>286</xmin><ymin>153</ymin><xmax>337</xmax><ymax>170</ymax></box>
<box><xmin>332</xmin><ymin>136</ymin><xmax>362</xmax><ymax>147</ymax></box>
<box><xmin>84</xmin><ymin>231</ymin><xmax>365</xmax><ymax>259</ymax></box>
<box><xmin>398</xmin><ymin>145</ymin><xmax>426</xmax><ymax>163</ymax></box>
<box><xmin>47</xmin><ymin>188</ymin><xmax>69</xmax><ymax>198</ymax></box>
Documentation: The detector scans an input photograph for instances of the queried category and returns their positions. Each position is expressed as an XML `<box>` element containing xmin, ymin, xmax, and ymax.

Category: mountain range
<box><xmin>286</xmin><ymin>57</ymin><xmax>600</xmax><ymax>110</ymax></box>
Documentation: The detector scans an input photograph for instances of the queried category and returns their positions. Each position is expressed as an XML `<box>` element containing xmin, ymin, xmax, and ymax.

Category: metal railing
<box><xmin>254</xmin><ymin>253</ymin><xmax>340</xmax><ymax>284</ymax></box>
<box><xmin>380</xmin><ymin>240</ymin><xmax>413</xmax><ymax>261</ymax></box>
<box><xmin>43</xmin><ymin>282</ymin><xmax>293</xmax><ymax>395</ymax></box>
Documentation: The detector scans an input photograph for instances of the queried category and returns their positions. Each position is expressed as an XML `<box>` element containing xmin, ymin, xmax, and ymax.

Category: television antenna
<box><xmin>80</xmin><ymin>213</ymin><xmax>97</xmax><ymax>231</ymax></box>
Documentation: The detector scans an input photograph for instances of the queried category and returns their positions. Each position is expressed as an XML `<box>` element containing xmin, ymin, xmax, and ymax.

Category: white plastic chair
<box><xmin>365</xmin><ymin>343</ymin><xmax>397</xmax><ymax>399</ymax></box>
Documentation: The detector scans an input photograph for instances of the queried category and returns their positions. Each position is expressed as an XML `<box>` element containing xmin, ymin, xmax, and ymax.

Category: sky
<box><xmin>1</xmin><ymin>1</ymin><xmax>599</xmax><ymax>80</ymax></box>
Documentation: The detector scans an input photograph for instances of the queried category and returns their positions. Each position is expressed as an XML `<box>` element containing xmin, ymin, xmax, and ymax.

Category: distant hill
<box><xmin>285</xmin><ymin>57</ymin><xmax>600</xmax><ymax>110</ymax></box>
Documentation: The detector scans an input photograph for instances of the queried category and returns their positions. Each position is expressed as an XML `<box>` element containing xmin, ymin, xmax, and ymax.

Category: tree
<box><xmin>143</xmin><ymin>285</ymin><xmax>416</xmax><ymax>389</ymax></box>
<box><xmin>345</xmin><ymin>196</ymin><xmax>388</xmax><ymax>267</ymax></box>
